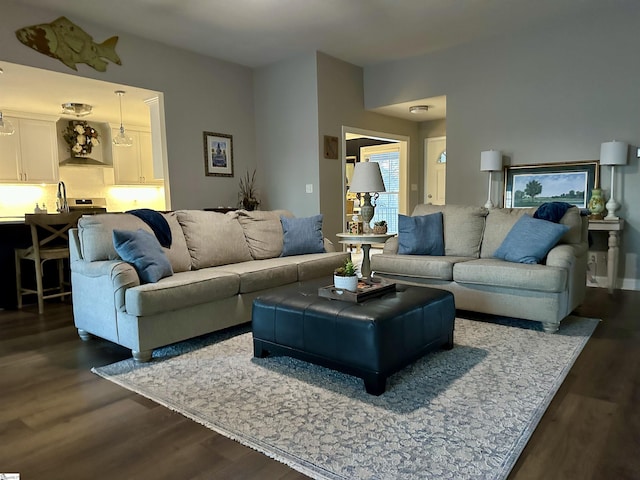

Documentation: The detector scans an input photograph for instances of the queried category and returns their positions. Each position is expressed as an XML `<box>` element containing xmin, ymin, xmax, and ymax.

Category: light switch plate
<box><xmin>305</xmin><ymin>184</ymin><xmax>313</xmax><ymax>194</ymax></box>
<box><xmin>637</xmin><ymin>147</ymin><xmax>640</xmax><ymax>158</ymax></box>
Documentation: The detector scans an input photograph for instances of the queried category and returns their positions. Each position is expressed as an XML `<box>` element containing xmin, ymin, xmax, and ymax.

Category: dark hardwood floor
<box><xmin>1</xmin><ymin>287</ymin><xmax>638</xmax><ymax>479</ymax></box>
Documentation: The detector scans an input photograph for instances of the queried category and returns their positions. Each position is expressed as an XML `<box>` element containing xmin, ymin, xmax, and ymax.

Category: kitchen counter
<box><xmin>0</xmin><ymin>216</ymin><xmax>26</xmax><ymax>224</ymax></box>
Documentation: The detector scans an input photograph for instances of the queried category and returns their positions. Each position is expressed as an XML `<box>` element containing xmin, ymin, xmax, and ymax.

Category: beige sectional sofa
<box><xmin>371</xmin><ymin>204</ymin><xmax>589</xmax><ymax>333</ymax></box>
<box><xmin>69</xmin><ymin>209</ymin><xmax>349</xmax><ymax>361</ymax></box>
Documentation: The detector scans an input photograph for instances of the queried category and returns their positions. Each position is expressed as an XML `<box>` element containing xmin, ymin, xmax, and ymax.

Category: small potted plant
<box><xmin>373</xmin><ymin>220</ymin><xmax>388</xmax><ymax>234</ymax></box>
<box><xmin>333</xmin><ymin>258</ymin><xmax>358</xmax><ymax>292</ymax></box>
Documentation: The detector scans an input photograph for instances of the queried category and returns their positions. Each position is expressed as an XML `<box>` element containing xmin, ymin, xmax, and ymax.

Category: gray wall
<box><xmin>316</xmin><ymin>53</ymin><xmax>420</xmax><ymax>244</ymax></box>
<box><xmin>1</xmin><ymin>1</ymin><xmax>256</xmax><ymax>210</ymax></box>
<box><xmin>364</xmin><ymin>5</ymin><xmax>640</xmax><ymax>288</ymax></box>
<box><xmin>254</xmin><ymin>53</ymin><xmax>319</xmax><ymax>215</ymax></box>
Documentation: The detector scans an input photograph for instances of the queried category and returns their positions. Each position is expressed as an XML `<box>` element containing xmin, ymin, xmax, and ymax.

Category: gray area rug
<box><xmin>93</xmin><ymin>315</ymin><xmax>598</xmax><ymax>480</ymax></box>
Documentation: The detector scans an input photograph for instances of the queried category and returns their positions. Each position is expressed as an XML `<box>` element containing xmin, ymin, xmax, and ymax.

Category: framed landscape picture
<box><xmin>503</xmin><ymin>161</ymin><xmax>599</xmax><ymax>208</ymax></box>
<box><xmin>204</xmin><ymin>131</ymin><xmax>233</xmax><ymax>177</ymax></box>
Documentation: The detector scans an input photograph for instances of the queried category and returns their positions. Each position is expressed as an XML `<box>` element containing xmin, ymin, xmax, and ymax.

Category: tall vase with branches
<box><xmin>239</xmin><ymin>169</ymin><xmax>260</xmax><ymax>211</ymax></box>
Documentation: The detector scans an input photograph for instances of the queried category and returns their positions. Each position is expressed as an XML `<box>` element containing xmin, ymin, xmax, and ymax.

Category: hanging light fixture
<box><xmin>0</xmin><ymin>68</ymin><xmax>15</xmax><ymax>136</ymax></box>
<box><xmin>113</xmin><ymin>90</ymin><xmax>133</xmax><ymax>147</ymax></box>
<box><xmin>61</xmin><ymin>102</ymin><xmax>93</xmax><ymax>117</ymax></box>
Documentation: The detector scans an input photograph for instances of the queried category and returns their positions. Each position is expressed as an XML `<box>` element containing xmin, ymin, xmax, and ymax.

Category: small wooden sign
<box><xmin>323</xmin><ymin>135</ymin><xmax>338</xmax><ymax>159</ymax></box>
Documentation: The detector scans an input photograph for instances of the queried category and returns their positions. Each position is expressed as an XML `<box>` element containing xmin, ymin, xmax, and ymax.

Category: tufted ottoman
<box><xmin>252</xmin><ymin>278</ymin><xmax>455</xmax><ymax>395</ymax></box>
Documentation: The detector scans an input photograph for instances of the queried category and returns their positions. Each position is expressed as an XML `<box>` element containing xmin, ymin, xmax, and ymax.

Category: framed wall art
<box><xmin>204</xmin><ymin>131</ymin><xmax>233</xmax><ymax>177</ymax></box>
<box><xmin>503</xmin><ymin>160</ymin><xmax>599</xmax><ymax>208</ymax></box>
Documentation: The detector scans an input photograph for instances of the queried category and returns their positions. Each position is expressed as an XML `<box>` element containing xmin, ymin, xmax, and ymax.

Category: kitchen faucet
<box><xmin>56</xmin><ymin>181</ymin><xmax>69</xmax><ymax>213</ymax></box>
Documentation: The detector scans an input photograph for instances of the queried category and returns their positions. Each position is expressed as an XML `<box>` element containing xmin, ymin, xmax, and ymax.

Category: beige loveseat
<box><xmin>371</xmin><ymin>204</ymin><xmax>589</xmax><ymax>333</ymax></box>
<box><xmin>69</xmin><ymin>209</ymin><xmax>349</xmax><ymax>361</ymax></box>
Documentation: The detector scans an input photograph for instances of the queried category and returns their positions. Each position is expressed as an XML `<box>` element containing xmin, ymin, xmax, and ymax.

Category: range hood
<box><xmin>59</xmin><ymin>156</ymin><xmax>110</xmax><ymax>166</ymax></box>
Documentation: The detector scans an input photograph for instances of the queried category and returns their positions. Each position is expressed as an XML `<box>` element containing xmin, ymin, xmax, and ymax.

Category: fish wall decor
<box><xmin>15</xmin><ymin>16</ymin><xmax>122</xmax><ymax>72</ymax></box>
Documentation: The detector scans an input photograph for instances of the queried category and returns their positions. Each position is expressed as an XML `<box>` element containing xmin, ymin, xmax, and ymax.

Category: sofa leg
<box><xmin>132</xmin><ymin>349</ymin><xmax>152</xmax><ymax>362</ymax></box>
<box><xmin>77</xmin><ymin>329</ymin><xmax>92</xmax><ymax>341</ymax></box>
<box><xmin>541</xmin><ymin>321</ymin><xmax>559</xmax><ymax>333</ymax></box>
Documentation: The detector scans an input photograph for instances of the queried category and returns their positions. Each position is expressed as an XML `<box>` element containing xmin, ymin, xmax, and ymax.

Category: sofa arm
<box><xmin>71</xmin><ymin>259</ymin><xmax>140</xmax><ymax>312</ymax></box>
<box><xmin>546</xmin><ymin>243</ymin><xmax>587</xmax><ymax>269</ymax></box>
<box><xmin>324</xmin><ymin>237</ymin><xmax>336</xmax><ymax>253</ymax></box>
<box><xmin>382</xmin><ymin>236</ymin><xmax>399</xmax><ymax>254</ymax></box>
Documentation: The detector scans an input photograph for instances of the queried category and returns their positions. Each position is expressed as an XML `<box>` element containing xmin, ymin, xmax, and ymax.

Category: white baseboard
<box><xmin>587</xmin><ymin>275</ymin><xmax>639</xmax><ymax>291</ymax></box>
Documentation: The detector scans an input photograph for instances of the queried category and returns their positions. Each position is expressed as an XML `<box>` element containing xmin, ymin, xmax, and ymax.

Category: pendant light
<box><xmin>0</xmin><ymin>68</ymin><xmax>15</xmax><ymax>136</ymax></box>
<box><xmin>113</xmin><ymin>90</ymin><xmax>133</xmax><ymax>147</ymax></box>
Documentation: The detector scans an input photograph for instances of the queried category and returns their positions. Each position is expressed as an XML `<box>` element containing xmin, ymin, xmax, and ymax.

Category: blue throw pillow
<box><xmin>398</xmin><ymin>212</ymin><xmax>445</xmax><ymax>255</ymax></box>
<box><xmin>280</xmin><ymin>214</ymin><xmax>325</xmax><ymax>257</ymax></box>
<box><xmin>113</xmin><ymin>229</ymin><xmax>173</xmax><ymax>283</ymax></box>
<box><xmin>493</xmin><ymin>214</ymin><xmax>569</xmax><ymax>264</ymax></box>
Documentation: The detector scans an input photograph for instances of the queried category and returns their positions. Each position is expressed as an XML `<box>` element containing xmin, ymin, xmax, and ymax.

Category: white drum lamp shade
<box><xmin>480</xmin><ymin>150</ymin><xmax>502</xmax><ymax>209</ymax></box>
<box><xmin>349</xmin><ymin>161</ymin><xmax>386</xmax><ymax>193</ymax></box>
<box><xmin>600</xmin><ymin>141</ymin><xmax>628</xmax><ymax>221</ymax></box>
<box><xmin>349</xmin><ymin>161</ymin><xmax>386</xmax><ymax>232</ymax></box>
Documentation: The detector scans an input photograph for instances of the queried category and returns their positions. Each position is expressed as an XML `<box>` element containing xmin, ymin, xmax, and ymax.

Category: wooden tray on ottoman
<box><xmin>318</xmin><ymin>280</ymin><xmax>396</xmax><ymax>303</ymax></box>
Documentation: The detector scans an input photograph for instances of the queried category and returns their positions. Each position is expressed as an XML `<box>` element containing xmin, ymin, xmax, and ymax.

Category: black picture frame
<box><xmin>204</xmin><ymin>131</ymin><xmax>233</xmax><ymax>177</ymax></box>
<box><xmin>503</xmin><ymin>160</ymin><xmax>599</xmax><ymax>208</ymax></box>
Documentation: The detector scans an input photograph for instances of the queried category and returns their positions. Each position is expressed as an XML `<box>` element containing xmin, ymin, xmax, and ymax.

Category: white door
<box><xmin>425</xmin><ymin>136</ymin><xmax>446</xmax><ymax>205</ymax></box>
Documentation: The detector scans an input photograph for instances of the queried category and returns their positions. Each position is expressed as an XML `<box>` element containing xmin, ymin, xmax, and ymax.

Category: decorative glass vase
<box><xmin>588</xmin><ymin>188</ymin><xmax>605</xmax><ymax>219</ymax></box>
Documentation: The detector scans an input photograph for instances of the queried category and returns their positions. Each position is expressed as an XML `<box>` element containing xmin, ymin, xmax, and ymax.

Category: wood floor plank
<box><xmin>0</xmin><ymin>289</ymin><xmax>637</xmax><ymax>479</ymax></box>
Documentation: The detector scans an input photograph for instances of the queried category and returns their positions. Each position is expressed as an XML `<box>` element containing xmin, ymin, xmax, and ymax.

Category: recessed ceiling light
<box><xmin>62</xmin><ymin>102</ymin><xmax>93</xmax><ymax>117</ymax></box>
<box><xmin>409</xmin><ymin>105</ymin><xmax>430</xmax><ymax>114</ymax></box>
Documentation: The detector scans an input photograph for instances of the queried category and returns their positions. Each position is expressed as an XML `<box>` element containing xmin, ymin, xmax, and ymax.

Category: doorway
<box><xmin>341</xmin><ymin>126</ymin><xmax>409</xmax><ymax>234</ymax></box>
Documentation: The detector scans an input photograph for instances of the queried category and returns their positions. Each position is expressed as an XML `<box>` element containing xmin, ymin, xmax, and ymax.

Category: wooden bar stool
<box><xmin>15</xmin><ymin>212</ymin><xmax>83</xmax><ymax>314</ymax></box>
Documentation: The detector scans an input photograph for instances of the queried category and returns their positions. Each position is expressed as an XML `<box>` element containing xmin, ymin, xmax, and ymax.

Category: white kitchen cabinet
<box><xmin>112</xmin><ymin>129</ymin><xmax>162</xmax><ymax>185</ymax></box>
<box><xmin>0</xmin><ymin>117</ymin><xmax>59</xmax><ymax>183</ymax></box>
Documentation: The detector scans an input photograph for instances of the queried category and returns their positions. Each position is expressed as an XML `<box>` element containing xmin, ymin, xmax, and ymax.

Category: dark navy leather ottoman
<box><xmin>252</xmin><ymin>278</ymin><xmax>455</xmax><ymax>395</ymax></box>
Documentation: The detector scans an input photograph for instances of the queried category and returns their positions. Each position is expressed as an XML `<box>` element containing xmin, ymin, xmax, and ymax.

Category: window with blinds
<box><xmin>365</xmin><ymin>147</ymin><xmax>399</xmax><ymax>234</ymax></box>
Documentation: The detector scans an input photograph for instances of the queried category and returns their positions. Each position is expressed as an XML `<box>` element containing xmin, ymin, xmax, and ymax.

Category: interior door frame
<box><xmin>341</xmin><ymin>126</ymin><xmax>410</xmax><ymax>230</ymax></box>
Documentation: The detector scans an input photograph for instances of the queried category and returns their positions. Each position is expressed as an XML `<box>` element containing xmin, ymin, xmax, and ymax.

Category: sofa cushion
<box><xmin>280</xmin><ymin>214</ymin><xmax>325</xmax><ymax>256</ymax></box>
<box><xmin>453</xmin><ymin>258</ymin><xmax>568</xmax><ymax>293</ymax></box>
<box><xmin>371</xmin><ymin>253</ymin><xmax>473</xmax><ymax>281</ymax></box>
<box><xmin>113</xmin><ymin>229</ymin><xmax>173</xmax><ymax>283</ymax></box>
<box><xmin>554</xmin><ymin>206</ymin><xmax>583</xmax><ymax>245</ymax></box>
<box><xmin>124</xmin><ymin>269</ymin><xmax>240</xmax><ymax>317</ymax></box>
<box><xmin>480</xmin><ymin>208</ymin><xmax>536</xmax><ymax>258</ymax></box>
<box><xmin>215</xmin><ymin>257</ymin><xmax>299</xmax><ymax>293</ymax></box>
<box><xmin>78</xmin><ymin>212</ymin><xmax>192</xmax><ymax>273</ymax></box>
<box><xmin>398</xmin><ymin>212</ymin><xmax>444</xmax><ymax>255</ymax></box>
<box><xmin>293</xmin><ymin>251</ymin><xmax>351</xmax><ymax>281</ymax></box>
<box><xmin>235</xmin><ymin>209</ymin><xmax>294</xmax><ymax>259</ymax></box>
<box><xmin>412</xmin><ymin>204</ymin><xmax>488</xmax><ymax>258</ymax></box>
<box><xmin>493</xmin><ymin>214</ymin><xmax>569</xmax><ymax>264</ymax></box>
<box><xmin>176</xmin><ymin>210</ymin><xmax>252</xmax><ymax>269</ymax></box>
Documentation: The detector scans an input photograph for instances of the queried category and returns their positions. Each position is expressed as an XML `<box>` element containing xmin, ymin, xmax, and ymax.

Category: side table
<box><xmin>336</xmin><ymin>232</ymin><xmax>394</xmax><ymax>278</ymax></box>
<box><xmin>588</xmin><ymin>218</ymin><xmax>624</xmax><ymax>293</ymax></box>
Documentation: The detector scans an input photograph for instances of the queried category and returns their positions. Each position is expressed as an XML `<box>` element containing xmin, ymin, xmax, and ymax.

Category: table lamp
<box><xmin>349</xmin><ymin>161</ymin><xmax>386</xmax><ymax>233</ymax></box>
<box><xmin>480</xmin><ymin>150</ymin><xmax>502</xmax><ymax>209</ymax></box>
<box><xmin>600</xmin><ymin>140</ymin><xmax>628</xmax><ymax>221</ymax></box>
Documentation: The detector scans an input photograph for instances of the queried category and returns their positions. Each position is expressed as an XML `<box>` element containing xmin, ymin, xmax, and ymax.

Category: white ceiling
<box><xmin>2</xmin><ymin>0</ymin><xmax>620</xmax><ymax>124</ymax></box>
<box><xmin>16</xmin><ymin>0</ymin><xmax>614</xmax><ymax>68</ymax></box>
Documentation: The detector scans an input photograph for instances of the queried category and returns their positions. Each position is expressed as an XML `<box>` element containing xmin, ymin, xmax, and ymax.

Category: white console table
<box><xmin>588</xmin><ymin>218</ymin><xmax>624</xmax><ymax>293</ymax></box>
